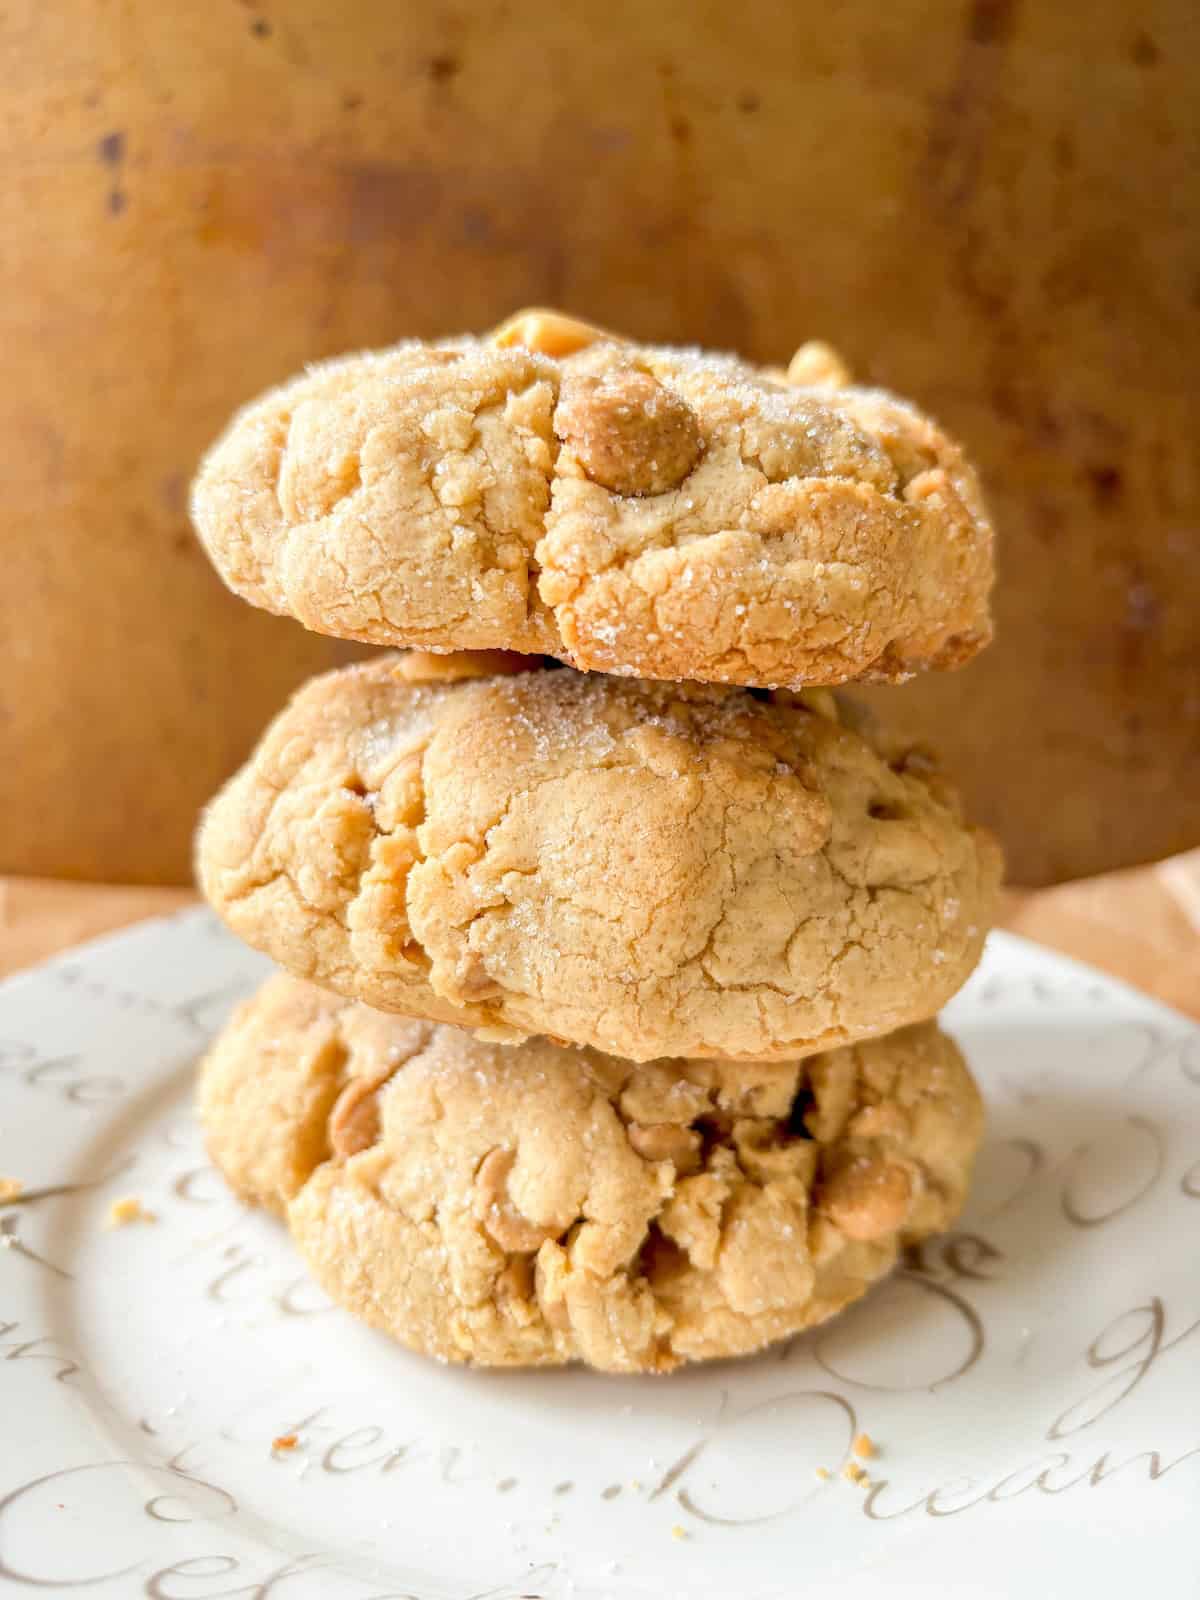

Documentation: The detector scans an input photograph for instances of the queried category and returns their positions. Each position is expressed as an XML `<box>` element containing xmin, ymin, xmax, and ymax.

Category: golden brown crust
<box><xmin>196</xmin><ymin>655</ymin><xmax>1002</xmax><ymax>1062</ymax></box>
<box><xmin>198</xmin><ymin>974</ymin><xmax>984</xmax><ymax>1372</ymax></box>
<box><xmin>191</xmin><ymin>317</ymin><xmax>994</xmax><ymax>688</ymax></box>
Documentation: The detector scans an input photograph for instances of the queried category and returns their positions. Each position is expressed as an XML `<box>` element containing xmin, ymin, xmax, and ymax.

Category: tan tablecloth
<box><xmin>2</xmin><ymin>858</ymin><xmax>1197</xmax><ymax>1020</ymax></box>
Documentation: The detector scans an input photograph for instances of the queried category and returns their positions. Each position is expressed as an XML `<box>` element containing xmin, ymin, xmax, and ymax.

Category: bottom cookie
<box><xmin>199</xmin><ymin>974</ymin><xmax>983</xmax><ymax>1373</ymax></box>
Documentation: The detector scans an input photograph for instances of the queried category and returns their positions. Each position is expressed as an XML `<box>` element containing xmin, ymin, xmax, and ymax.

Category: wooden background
<box><xmin>1</xmin><ymin>0</ymin><xmax>1196</xmax><ymax>885</ymax></box>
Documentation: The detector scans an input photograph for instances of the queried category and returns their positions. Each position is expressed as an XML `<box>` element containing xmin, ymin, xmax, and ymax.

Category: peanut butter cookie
<box><xmin>191</xmin><ymin>309</ymin><xmax>993</xmax><ymax>688</ymax></box>
<box><xmin>196</xmin><ymin>653</ymin><xmax>1001</xmax><ymax>1062</ymax></box>
<box><xmin>199</xmin><ymin>973</ymin><xmax>984</xmax><ymax>1372</ymax></box>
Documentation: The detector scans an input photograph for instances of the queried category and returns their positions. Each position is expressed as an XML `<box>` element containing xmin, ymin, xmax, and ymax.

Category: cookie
<box><xmin>196</xmin><ymin>653</ymin><xmax>1002</xmax><ymax>1062</ymax></box>
<box><xmin>191</xmin><ymin>308</ymin><xmax>993</xmax><ymax>688</ymax></box>
<box><xmin>199</xmin><ymin>973</ymin><xmax>984</xmax><ymax>1372</ymax></box>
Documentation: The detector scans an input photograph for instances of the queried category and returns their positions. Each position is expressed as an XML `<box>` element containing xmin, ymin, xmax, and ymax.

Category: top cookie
<box><xmin>192</xmin><ymin>309</ymin><xmax>994</xmax><ymax>688</ymax></box>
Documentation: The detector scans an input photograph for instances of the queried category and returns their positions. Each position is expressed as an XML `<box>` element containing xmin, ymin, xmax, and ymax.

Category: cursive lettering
<box><xmin>862</xmin><ymin>1441</ymin><xmax>1200</xmax><ymax>1522</ymax></box>
<box><xmin>321</xmin><ymin>1426</ymin><xmax>412</xmax><ymax>1477</ymax></box>
<box><xmin>0</xmin><ymin>1325</ymin><xmax>80</xmax><ymax>1384</ymax></box>
<box><xmin>145</xmin><ymin>1552</ymin><xmax>327</xmax><ymax>1598</ymax></box>
<box><xmin>654</xmin><ymin>1390</ymin><xmax>856</xmax><ymax>1527</ymax></box>
<box><xmin>0</xmin><ymin>1461</ymin><xmax>235</xmax><ymax>1587</ymax></box>
<box><xmin>1049</xmin><ymin>1297</ymin><xmax>1200</xmax><ymax>1439</ymax></box>
<box><xmin>813</xmin><ymin>1271</ymin><xmax>984</xmax><ymax>1392</ymax></box>
<box><xmin>0</xmin><ymin>1039</ymin><xmax>126</xmax><ymax>1106</ymax></box>
<box><xmin>1060</xmin><ymin>1116</ymin><xmax>1165</xmax><ymax>1228</ymax></box>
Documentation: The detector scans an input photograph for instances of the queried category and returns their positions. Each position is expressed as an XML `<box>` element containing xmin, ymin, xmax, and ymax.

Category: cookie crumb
<box><xmin>842</xmin><ymin>1461</ymin><xmax>869</xmax><ymax>1486</ymax></box>
<box><xmin>271</xmin><ymin>1433</ymin><xmax>299</xmax><ymax>1453</ymax></box>
<box><xmin>0</xmin><ymin>1178</ymin><xmax>22</xmax><ymax>1203</ymax></box>
<box><xmin>671</xmin><ymin>1524</ymin><xmax>689</xmax><ymax>1541</ymax></box>
<box><xmin>108</xmin><ymin>1196</ymin><xmax>156</xmax><ymax>1227</ymax></box>
<box><xmin>853</xmin><ymin>1432</ymin><xmax>877</xmax><ymax>1459</ymax></box>
<box><xmin>815</xmin><ymin>1466</ymin><xmax>831</xmax><ymax>1481</ymax></box>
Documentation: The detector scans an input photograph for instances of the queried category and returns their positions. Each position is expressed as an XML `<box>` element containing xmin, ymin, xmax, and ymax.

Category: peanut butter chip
<box><xmin>627</xmin><ymin>1121</ymin><xmax>703</xmax><ymax>1172</ymax></box>
<box><xmin>489</xmin><ymin>306</ymin><xmax>614</xmax><ymax>356</ymax></box>
<box><xmin>554</xmin><ymin>369</ymin><xmax>703</xmax><ymax>497</ymax></box>
<box><xmin>473</xmin><ymin>1148</ymin><xmax>559</xmax><ymax>1252</ymax></box>
<box><xmin>329</xmin><ymin>1070</ymin><xmax>391</xmax><ymax>1158</ymax></box>
<box><xmin>820</xmin><ymin>1155</ymin><xmax>913</xmax><ymax>1241</ymax></box>
<box><xmin>785</xmin><ymin>340</ymin><xmax>853</xmax><ymax>389</ymax></box>
<box><xmin>495</xmin><ymin>1256</ymin><xmax>535</xmax><ymax>1304</ymax></box>
<box><xmin>454</xmin><ymin>952</ymin><xmax>502</xmax><ymax>1002</ymax></box>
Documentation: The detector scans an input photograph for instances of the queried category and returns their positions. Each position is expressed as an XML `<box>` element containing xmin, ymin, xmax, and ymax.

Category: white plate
<box><xmin>1</xmin><ymin>911</ymin><xmax>1197</xmax><ymax>1599</ymax></box>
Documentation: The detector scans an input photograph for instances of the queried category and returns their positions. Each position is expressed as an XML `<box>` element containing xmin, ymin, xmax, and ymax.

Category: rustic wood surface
<box><xmin>1</xmin><ymin>1</ymin><xmax>1196</xmax><ymax>884</ymax></box>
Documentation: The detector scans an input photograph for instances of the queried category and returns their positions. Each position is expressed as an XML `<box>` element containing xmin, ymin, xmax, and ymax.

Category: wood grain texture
<box><xmin>4</xmin><ymin>857</ymin><xmax>1197</xmax><ymax>1018</ymax></box>
<box><xmin>1</xmin><ymin>0</ymin><xmax>1196</xmax><ymax>883</ymax></box>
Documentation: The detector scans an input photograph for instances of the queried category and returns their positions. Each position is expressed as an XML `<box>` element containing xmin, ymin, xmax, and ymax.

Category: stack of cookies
<box><xmin>192</xmin><ymin>310</ymin><xmax>1002</xmax><ymax>1374</ymax></box>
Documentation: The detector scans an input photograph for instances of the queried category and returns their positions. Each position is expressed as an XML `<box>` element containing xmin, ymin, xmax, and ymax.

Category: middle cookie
<box><xmin>197</xmin><ymin>654</ymin><xmax>1002</xmax><ymax>1062</ymax></box>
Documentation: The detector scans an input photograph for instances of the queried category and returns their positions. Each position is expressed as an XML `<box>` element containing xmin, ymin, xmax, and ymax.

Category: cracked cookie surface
<box><xmin>196</xmin><ymin>653</ymin><xmax>1002</xmax><ymax>1062</ymax></box>
<box><xmin>199</xmin><ymin>973</ymin><xmax>984</xmax><ymax>1372</ymax></box>
<box><xmin>191</xmin><ymin>310</ymin><xmax>993</xmax><ymax>688</ymax></box>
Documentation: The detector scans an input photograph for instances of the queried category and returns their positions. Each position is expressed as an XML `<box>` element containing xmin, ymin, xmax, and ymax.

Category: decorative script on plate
<box><xmin>0</xmin><ymin>910</ymin><xmax>1197</xmax><ymax>1599</ymax></box>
